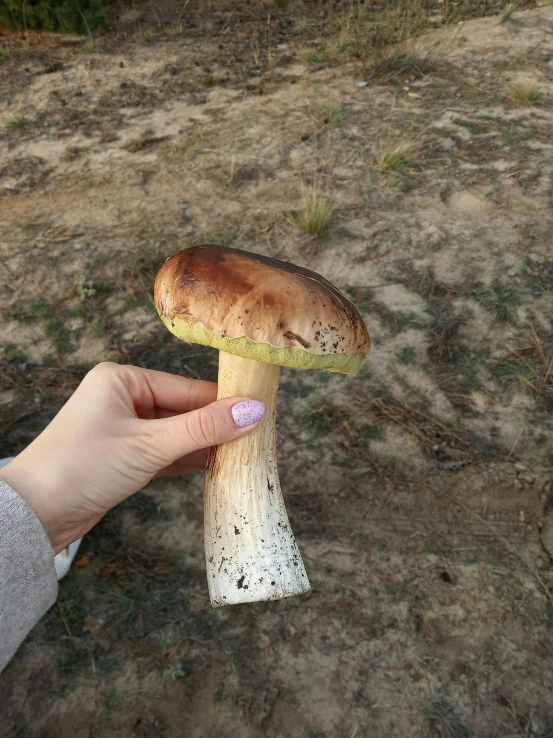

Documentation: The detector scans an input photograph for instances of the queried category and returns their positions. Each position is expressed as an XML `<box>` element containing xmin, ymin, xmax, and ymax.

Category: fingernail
<box><xmin>232</xmin><ymin>400</ymin><xmax>266</xmax><ymax>428</ymax></box>
<box><xmin>276</xmin><ymin>430</ymin><xmax>283</xmax><ymax>445</ymax></box>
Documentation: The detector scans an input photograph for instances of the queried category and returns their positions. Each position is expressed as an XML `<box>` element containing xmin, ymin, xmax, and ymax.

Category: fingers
<box><xmin>157</xmin><ymin>429</ymin><xmax>283</xmax><ymax>477</ymax></box>
<box><xmin>126</xmin><ymin>366</ymin><xmax>218</xmax><ymax>416</ymax></box>
<box><xmin>140</xmin><ymin>397</ymin><xmax>266</xmax><ymax>468</ymax></box>
<box><xmin>84</xmin><ymin>363</ymin><xmax>218</xmax><ymax>419</ymax></box>
<box><xmin>138</xmin><ymin>367</ymin><xmax>218</xmax><ymax>414</ymax></box>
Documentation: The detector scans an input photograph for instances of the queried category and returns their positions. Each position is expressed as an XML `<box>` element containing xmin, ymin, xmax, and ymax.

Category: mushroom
<box><xmin>154</xmin><ymin>245</ymin><xmax>370</xmax><ymax>607</ymax></box>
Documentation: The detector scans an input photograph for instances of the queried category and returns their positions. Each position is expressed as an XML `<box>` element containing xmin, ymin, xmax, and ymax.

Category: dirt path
<box><xmin>1</xmin><ymin>5</ymin><xmax>553</xmax><ymax>737</ymax></box>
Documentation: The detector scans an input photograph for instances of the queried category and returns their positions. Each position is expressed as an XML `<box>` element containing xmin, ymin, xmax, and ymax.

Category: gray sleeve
<box><xmin>0</xmin><ymin>479</ymin><xmax>57</xmax><ymax>672</ymax></box>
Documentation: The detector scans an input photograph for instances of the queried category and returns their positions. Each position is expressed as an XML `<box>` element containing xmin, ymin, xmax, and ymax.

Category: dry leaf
<box><xmin>101</xmin><ymin>561</ymin><xmax>119</xmax><ymax>577</ymax></box>
<box><xmin>83</xmin><ymin>615</ymin><xmax>100</xmax><ymax>633</ymax></box>
<box><xmin>75</xmin><ymin>554</ymin><xmax>90</xmax><ymax>568</ymax></box>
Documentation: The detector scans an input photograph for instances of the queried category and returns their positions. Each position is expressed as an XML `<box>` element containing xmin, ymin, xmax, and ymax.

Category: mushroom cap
<box><xmin>154</xmin><ymin>245</ymin><xmax>370</xmax><ymax>374</ymax></box>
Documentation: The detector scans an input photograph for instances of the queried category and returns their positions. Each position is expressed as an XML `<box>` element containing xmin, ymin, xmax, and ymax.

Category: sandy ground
<box><xmin>1</xmin><ymin>4</ymin><xmax>553</xmax><ymax>736</ymax></box>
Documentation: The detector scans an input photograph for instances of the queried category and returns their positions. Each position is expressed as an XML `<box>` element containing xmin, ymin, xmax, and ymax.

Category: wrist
<box><xmin>0</xmin><ymin>460</ymin><xmax>58</xmax><ymax>552</ymax></box>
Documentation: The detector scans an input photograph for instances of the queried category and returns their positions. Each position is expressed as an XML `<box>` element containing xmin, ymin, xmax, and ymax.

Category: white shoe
<box><xmin>1</xmin><ymin>456</ymin><xmax>83</xmax><ymax>580</ymax></box>
<box><xmin>54</xmin><ymin>538</ymin><xmax>83</xmax><ymax>580</ymax></box>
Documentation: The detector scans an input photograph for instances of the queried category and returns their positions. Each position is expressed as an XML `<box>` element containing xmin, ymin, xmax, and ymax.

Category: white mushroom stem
<box><xmin>204</xmin><ymin>351</ymin><xmax>311</xmax><ymax>607</ymax></box>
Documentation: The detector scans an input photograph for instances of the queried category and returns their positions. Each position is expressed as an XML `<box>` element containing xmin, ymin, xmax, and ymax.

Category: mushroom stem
<box><xmin>204</xmin><ymin>351</ymin><xmax>311</xmax><ymax>607</ymax></box>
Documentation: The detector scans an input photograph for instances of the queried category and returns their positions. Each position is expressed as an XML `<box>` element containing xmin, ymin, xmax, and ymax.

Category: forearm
<box><xmin>0</xmin><ymin>479</ymin><xmax>57</xmax><ymax>672</ymax></box>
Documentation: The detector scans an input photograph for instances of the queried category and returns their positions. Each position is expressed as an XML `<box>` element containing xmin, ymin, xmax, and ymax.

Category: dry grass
<box><xmin>499</xmin><ymin>326</ymin><xmax>553</xmax><ymax>403</ymax></box>
<box><xmin>427</xmin><ymin>300</ymin><xmax>464</xmax><ymax>363</ymax></box>
<box><xmin>500</xmin><ymin>1</ymin><xmax>519</xmax><ymax>22</ymax></box>
<box><xmin>506</xmin><ymin>80</ymin><xmax>543</xmax><ymax>106</ymax></box>
<box><xmin>333</xmin><ymin>2</ymin><xmax>429</xmax><ymax>69</ymax></box>
<box><xmin>375</xmin><ymin>140</ymin><xmax>416</xmax><ymax>174</ymax></box>
<box><xmin>292</xmin><ymin>185</ymin><xmax>335</xmax><ymax>238</ymax></box>
<box><xmin>351</xmin><ymin>393</ymin><xmax>475</xmax><ymax>470</ymax></box>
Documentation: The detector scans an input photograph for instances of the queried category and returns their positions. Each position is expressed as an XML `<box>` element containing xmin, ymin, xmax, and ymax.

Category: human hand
<box><xmin>0</xmin><ymin>362</ymin><xmax>266</xmax><ymax>554</ymax></box>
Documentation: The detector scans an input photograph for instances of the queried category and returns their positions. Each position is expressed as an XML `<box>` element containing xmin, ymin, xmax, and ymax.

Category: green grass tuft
<box><xmin>91</xmin><ymin>317</ymin><xmax>107</xmax><ymax>336</ymax></box>
<box><xmin>323</xmin><ymin>105</ymin><xmax>346</xmax><ymax>126</ymax></box>
<box><xmin>292</xmin><ymin>186</ymin><xmax>334</xmax><ymax>238</ymax></box>
<box><xmin>376</xmin><ymin>141</ymin><xmax>415</xmax><ymax>175</ymax></box>
<box><xmin>8</xmin><ymin>114</ymin><xmax>32</xmax><ymax>129</ymax></box>
<box><xmin>477</xmin><ymin>283</ymin><xmax>515</xmax><ymax>322</ymax></box>
<box><xmin>300</xmin><ymin>48</ymin><xmax>327</xmax><ymax>65</ymax></box>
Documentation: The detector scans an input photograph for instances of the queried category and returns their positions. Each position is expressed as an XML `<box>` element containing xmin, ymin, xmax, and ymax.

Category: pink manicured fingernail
<box><xmin>276</xmin><ymin>430</ymin><xmax>283</xmax><ymax>445</ymax></box>
<box><xmin>232</xmin><ymin>400</ymin><xmax>266</xmax><ymax>427</ymax></box>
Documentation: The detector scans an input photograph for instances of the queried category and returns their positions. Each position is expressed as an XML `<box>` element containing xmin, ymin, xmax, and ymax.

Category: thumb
<box><xmin>140</xmin><ymin>397</ymin><xmax>266</xmax><ymax>468</ymax></box>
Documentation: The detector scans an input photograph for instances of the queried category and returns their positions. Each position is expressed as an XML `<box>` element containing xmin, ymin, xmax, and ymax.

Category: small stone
<box><xmin>515</xmin><ymin>463</ymin><xmax>527</xmax><ymax>471</ymax></box>
<box><xmin>519</xmin><ymin>510</ymin><xmax>525</xmax><ymax>522</ymax></box>
<box><xmin>515</xmin><ymin>479</ymin><xmax>524</xmax><ymax>490</ymax></box>
<box><xmin>356</xmin><ymin>81</ymin><xmax>368</xmax><ymax>88</ymax></box>
<box><xmin>523</xmin><ymin>475</ymin><xmax>535</xmax><ymax>485</ymax></box>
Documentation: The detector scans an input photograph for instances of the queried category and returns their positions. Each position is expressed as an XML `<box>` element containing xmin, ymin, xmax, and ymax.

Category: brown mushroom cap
<box><xmin>154</xmin><ymin>244</ymin><xmax>370</xmax><ymax>374</ymax></box>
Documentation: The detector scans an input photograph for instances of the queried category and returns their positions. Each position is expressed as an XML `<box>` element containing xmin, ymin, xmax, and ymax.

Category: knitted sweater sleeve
<box><xmin>0</xmin><ymin>479</ymin><xmax>57</xmax><ymax>672</ymax></box>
